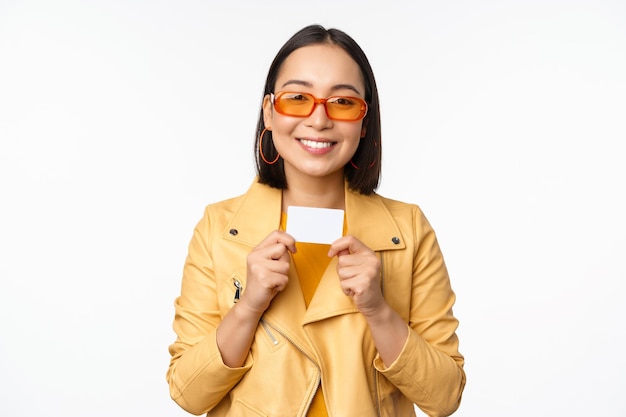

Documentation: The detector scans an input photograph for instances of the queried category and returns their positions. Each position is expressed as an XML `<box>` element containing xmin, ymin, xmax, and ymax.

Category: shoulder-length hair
<box><xmin>254</xmin><ymin>24</ymin><xmax>382</xmax><ymax>195</ymax></box>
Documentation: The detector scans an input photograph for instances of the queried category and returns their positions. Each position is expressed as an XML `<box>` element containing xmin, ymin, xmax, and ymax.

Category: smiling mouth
<box><xmin>298</xmin><ymin>139</ymin><xmax>336</xmax><ymax>149</ymax></box>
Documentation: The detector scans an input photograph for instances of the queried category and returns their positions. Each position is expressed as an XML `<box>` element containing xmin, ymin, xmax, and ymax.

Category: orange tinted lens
<box><xmin>325</xmin><ymin>96</ymin><xmax>367</xmax><ymax>121</ymax></box>
<box><xmin>274</xmin><ymin>93</ymin><xmax>315</xmax><ymax>117</ymax></box>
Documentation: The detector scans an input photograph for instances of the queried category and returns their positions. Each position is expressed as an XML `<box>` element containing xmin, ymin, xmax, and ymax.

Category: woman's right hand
<box><xmin>240</xmin><ymin>230</ymin><xmax>296</xmax><ymax>315</ymax></box>
<box><xmin>216</xmin><ymin>231</ymin><xmax>296</xmax><ymax>367</ymax></box>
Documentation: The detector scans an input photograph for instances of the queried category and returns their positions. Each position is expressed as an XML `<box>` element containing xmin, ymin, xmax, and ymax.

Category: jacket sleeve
<box><xmin>374</xmin><ymin>207</ymin><xmax>465</xmax><ymax>417</ymax></box>
<box><xmin>166</xmin><ymin>207</ymin><xmax>252</xmax><ymax>415</ymax></box>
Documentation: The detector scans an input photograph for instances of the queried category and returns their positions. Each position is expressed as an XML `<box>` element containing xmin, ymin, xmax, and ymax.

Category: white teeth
<box><xmin>300</xmin><ymin>139</ymin><xmax>333</xmax><ymax>149</ymax></box>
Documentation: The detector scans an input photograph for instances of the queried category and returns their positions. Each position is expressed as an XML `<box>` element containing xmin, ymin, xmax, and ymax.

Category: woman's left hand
<box><xmin>328</xmin><ymin>235</ymin><xmax>384</xmax><ymax>316</ymax></box>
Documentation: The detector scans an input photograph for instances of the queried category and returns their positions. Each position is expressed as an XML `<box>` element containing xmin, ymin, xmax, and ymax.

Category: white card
<box><xmin>286</xmin><ymin>206</ymin><xmax>344</xmax><ymax>244</ymax></box>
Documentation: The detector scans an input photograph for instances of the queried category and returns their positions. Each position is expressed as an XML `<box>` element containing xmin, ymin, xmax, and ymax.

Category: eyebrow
<box><xmin>279</xmin><ymin>79</ymin><xmax>363</xmax><ymax>96</ymax></box>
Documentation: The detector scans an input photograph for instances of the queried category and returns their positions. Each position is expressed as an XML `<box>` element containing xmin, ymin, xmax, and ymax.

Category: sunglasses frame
<box><xmin>271</xmin><ymin>92</ymin><xmax>368</xmax><ymax>122</ymax></box>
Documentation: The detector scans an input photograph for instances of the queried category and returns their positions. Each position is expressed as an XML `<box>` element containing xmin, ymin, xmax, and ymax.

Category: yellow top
<box><xmin>280</xmin><ymin>213</ymin><xmax>333</xmax><ymax>416</ymax></box>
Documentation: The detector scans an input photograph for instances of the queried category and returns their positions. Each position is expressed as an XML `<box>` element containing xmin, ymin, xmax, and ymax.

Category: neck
<box><xmin>282</xmin><ymin>172</ymin><xmax>346</xmax><ymax>211</ymax></box>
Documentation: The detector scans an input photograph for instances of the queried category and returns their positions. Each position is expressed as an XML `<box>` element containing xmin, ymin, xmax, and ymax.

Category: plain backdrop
<box><xmin>1</xmin><ymin>1</ymin><xmax>625</xmax><ymax>416</ymax></box>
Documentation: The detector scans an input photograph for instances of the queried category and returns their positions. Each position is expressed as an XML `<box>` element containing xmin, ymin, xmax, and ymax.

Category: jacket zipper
<box><xmin>232</xmin><ymin>285</ymin><xmax>318</xmax><ymax>413</ymax></box>
<box><xmin>260</xmin><ymin>319</ymin><xmax>279</xmax><ymax>346</ymax></box>
<box><xmin>261</xmin><ymin>319</ymin><xmax>321</xmax><ymax>416</ymax></box>
<box><xmin>232</xmin><ymin>278</ymin><xmax>242</xmax><ymax>303</ymax></box>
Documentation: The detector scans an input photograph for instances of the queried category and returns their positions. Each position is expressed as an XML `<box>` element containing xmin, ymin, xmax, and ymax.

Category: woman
<box><xmin>167</xmin><ymin>25</ymin><xmax>465</xmax><ymax>417</ymax></box>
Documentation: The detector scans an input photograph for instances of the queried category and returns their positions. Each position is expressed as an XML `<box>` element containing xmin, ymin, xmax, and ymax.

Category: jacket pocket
<box><xmin>228</xmin><ymin>398</ymin><xmax>267</xmax><ymax>417</ymax></box>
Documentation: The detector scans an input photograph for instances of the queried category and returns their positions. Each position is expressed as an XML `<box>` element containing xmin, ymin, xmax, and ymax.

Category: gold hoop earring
<box><xmin>259</xmin><ymin>127</ymin><xmax>279</xmax><ymax>165</ymax></box>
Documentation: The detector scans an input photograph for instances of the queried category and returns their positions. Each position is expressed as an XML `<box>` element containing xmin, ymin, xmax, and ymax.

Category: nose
<box><xmin>305</xmin><ymin>101</ymin><xmax>333</xmax><ymax>130</ymax></box>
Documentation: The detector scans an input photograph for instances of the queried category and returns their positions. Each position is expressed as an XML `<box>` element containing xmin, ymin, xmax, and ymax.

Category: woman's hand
<box><xmin>329</xmin><ymin>235</ymin><xmax>409</xmax><ymax>366</ymax></box>
<box><xmin>328</xmin><ymin>235</ymin><xmax>384</xmax><ymax>316</ymax></box>
<box><xmin>241</xmin><ymin>230</ymin><xmax>297</xmax><ymax>315</ymax></box>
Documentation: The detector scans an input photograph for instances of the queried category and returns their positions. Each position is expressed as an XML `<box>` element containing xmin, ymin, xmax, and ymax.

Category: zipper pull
<box><xmin>233</xmin><ymin>279</ymin><xmax>242</xmax><ymax>303</ymax></box>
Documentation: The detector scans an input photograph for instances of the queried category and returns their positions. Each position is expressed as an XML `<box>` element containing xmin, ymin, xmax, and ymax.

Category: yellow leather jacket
<box><xmin>167</xmin><ymin>180</ymin><xmax>465</xmax><ymax>417</ymax></box>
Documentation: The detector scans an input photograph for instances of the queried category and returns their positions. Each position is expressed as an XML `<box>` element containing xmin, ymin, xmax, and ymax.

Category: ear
<box><xmin>262</xmin><ymin>94</ymin><xmax>273</xmax><ymax>128</ymax></box>
<box><xmin>360</xmin><ymin>125</ymin><xmax>367</xmax><ymax>138</ymax></box>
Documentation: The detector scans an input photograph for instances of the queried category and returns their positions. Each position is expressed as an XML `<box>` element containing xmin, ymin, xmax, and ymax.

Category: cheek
<box><xmin>269</xmin><ymin>118</ymin><xmax>300</xmax><ymax>154</ymax></box>
<box><xmin>271</xmin><ymin>115</ymin><xmax>299</xmax><ymax>135</ymax></box>
<box><xmin>345</xmin><ymin>125</ymin><xmax>364</xmax><ymax>146</ymax></box>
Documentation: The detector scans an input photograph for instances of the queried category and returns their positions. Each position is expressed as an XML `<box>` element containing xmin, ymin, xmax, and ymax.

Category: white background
<box><xmin>1</xmin><ymin>1</ymin><xmax>625</xmax><ymax>416</ymax></box>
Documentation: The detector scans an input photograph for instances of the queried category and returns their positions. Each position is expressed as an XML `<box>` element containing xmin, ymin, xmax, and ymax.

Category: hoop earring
<box><xmin>349</xmin><ymin>160</ymin><xmax>377</xmax><ymax>169</ymax></box>
<box><xmin>350</xmin><ymin>140</ymin><xmax>377</xmax><ymax>169</ymax></box>
<box><xmin>259</xmin><ymin>127</ymin><xmax>279</xmax><ymax>165</ymax></box>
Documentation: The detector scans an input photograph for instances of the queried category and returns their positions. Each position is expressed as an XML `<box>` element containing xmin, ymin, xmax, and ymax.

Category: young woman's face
<box><xmin>263</xmin><ymin>44</ymin><xmax>366</xmax><ymax>184</ymax></box>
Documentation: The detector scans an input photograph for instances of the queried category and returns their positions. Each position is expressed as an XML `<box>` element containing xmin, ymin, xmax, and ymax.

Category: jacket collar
<box><xmin>221</xmin><ymin>180</ymin><xmax>283</xmax><ymax>247</ymax></box>
<box><xmin>222</xmin><ymin>179</ymin><xmax>406</xmax><ymax>252</ymax></box>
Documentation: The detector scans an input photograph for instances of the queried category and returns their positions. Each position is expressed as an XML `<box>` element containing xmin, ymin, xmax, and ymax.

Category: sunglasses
<box><xmin>271</xmin><ymin>92</ymin><xmax>368</xmax><ymax>121</ymax></box>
